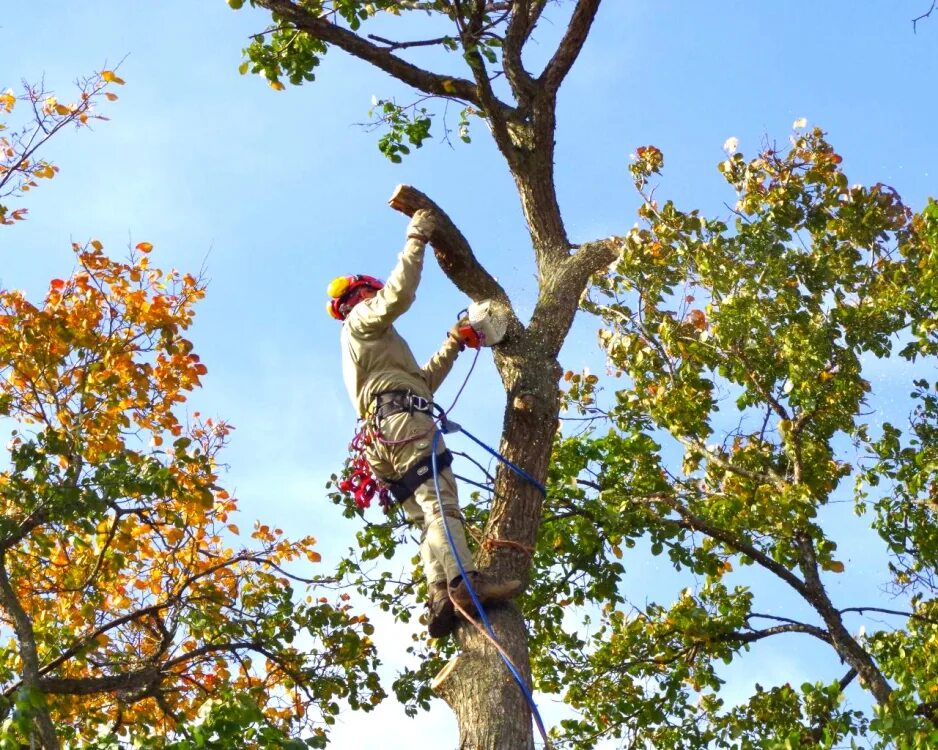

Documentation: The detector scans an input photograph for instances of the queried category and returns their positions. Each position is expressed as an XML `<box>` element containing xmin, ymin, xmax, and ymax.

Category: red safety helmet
<box><xmin>326</xmin><ymin>274</ymin><xmax>384</xmax><ymax>320</ymax></box>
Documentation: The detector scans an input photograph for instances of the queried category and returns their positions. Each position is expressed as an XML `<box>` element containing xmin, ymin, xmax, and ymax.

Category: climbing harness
<box><xmin>385</xmin><ymin>448</ymin><xmax>453</xmax><ymax>503</ymax></box>
<box><xmin>372</xmin><ymin>389</ymin><xmax>434</xmax><ymax>421</ymax></box>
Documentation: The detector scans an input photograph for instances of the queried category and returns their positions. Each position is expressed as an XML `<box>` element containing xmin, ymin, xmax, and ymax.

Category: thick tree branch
<box><xmin>254</xmin><ymin>0</ymin><xmax>516</xmax><ymax>119</ymax></box>
<box><xmin>916</xmin><ymin>700</ymin><xmax>938</xmax><ymax>722</ymax></box>
<box><xmin>563</xmin><ymin>236</ymin><xmax>621</xmax><ymax>292</ymax></box>
<box><xmin>538</xmin><ymin>0</ymin><xmax>602</xmax><ymax>94</ymax></box>
<box><xmin>795</xmin><ymin>533</ymin><xmax>894</xmax><ymax>706</ymax></box>
<box><xmin>388</xmin><ymin>184</ymin><xmax>515</xmax><ymax>313</ymax></box>
<box><xmin>40</xmin><ymin>667</ymin><xmax>161</xmax><ymax>697</ymax></box>
<box><xmin>38</xmin><ymin>640</ymin><xmax>283</xmax><ymax>697</ymax></box>
<box><xmin>0</xmin><ymin>508</ymin><xmax>48</xmax><ymax>553</ymax></box>
<box><xmin>452</xmin><ymin>0</ymin><xmax>518</xmax><ymax>161</ymax></box>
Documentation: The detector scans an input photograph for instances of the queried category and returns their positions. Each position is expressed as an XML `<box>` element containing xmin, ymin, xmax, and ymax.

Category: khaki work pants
<box><xmin>366</xmin><ymin>410</ymin><xmax>476</xmax><ymax>585</ymax></box>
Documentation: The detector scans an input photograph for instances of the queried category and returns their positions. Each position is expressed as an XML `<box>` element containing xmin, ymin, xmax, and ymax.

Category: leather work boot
<box><xmin>425</xmin><ymin>581</ymin><xmax>458</xmax><ymax>638</ymax></box>
<box><xmin>449</xmin><ymin>571</ymin><xmax>522</xmax><ymax>612</ymax></box>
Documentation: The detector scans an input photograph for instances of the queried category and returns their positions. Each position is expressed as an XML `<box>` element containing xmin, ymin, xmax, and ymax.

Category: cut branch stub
<box><xmin>388</xmin><ymin>185</ymin><xmax>514</xmax><ymax>315</ymax></box>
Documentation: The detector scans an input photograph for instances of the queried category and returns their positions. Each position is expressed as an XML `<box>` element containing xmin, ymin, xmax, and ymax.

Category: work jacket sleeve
<box><xmin>421</xmin><ymin>334</ymin><xmax>462</xmax><ymax>394</ymax></box>
<box><xmin>347</xmin><ymin>237</ymin><xmax>425</xmax><ymax>337</ymax></box>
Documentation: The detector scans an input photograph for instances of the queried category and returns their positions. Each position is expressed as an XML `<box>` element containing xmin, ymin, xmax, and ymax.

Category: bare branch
<box><xmin>538</xmin><ymin>0</ymin><xmax>602</xmax><ymax>95</ymax></box>
<box><xmin>839</xmin><ymin>605</ymin><xmax>938</xmax><ymax>626</ymax></box>
<box><xmin>366</xmin><ymin>33</ymin><xmax>453</xmax><ymax>52</ymax></box>
<box><xmin>717</xmin><ymin>622</ymin><xmax>831</xmax><ymax>645</ymax></box>
<box><xmin>913</xmin><ymin>1</ymin><xmax>937</xmax><ymax>32</ymax></box>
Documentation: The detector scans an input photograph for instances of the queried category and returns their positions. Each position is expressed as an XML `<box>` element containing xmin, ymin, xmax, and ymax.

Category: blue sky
<box><xmin>2</xmin><ymin>1</ymin><xmax>937</xmax><ymax>746</ymax></box>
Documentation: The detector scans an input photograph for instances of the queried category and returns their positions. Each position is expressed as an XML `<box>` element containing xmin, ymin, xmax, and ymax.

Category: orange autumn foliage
<box><xmin>0</xmin><ymin>244</ymin><xmax>381</xmax><ymax>745</ymax></box>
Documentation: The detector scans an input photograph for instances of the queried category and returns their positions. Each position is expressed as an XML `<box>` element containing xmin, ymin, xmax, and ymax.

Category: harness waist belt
<box><xmin>386</xmin><ymin>449</ymin><xmax>453</xmax><ymax>504</ymax></box>
<box><xmin>373</xmin><ymin>389</ymin><xmax>433</xmax><ymax>421</ymax></box>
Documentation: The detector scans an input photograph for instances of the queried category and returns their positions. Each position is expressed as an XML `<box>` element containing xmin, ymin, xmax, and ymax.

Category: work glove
<box><xmin>407</xmin><ymin>209</ymin><xmax>436</xmax><ymax>243</ymax></box>
<box><xmin>450</xmin><ymin>316</ymin><xmax>481</xmax><ymax>350</ymax></box>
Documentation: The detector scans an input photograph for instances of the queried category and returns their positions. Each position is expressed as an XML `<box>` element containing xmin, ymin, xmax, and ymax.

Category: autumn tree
<box><xmin>0</xmin><ymin>72</ymin><xmax>381</xmax><ymax>749</ymax></box>
<box><xmin>0</xmin><ymin>242</ymin><xmax>382</xmax><ymax>749</ymax></box>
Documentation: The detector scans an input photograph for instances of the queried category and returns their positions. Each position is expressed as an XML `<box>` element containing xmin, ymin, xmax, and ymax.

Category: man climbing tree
<box><xmin>327</xmin><ymin>209</ymin><xmax>520</xmax><ymax>638</ymax></box>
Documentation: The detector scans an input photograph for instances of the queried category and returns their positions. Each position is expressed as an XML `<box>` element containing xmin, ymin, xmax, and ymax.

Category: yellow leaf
<box><xmin>104</xmin><ymin>92</ymin><xmax>119</xmax><ymax>101</ymax></box>
<box><xmin>54</xmin><ymin>103</ymin><xmax>72</xmax><ymax>116</ymax></box>
<box><xmin>826</xmin><ymin>560</ymin><xmax>845</xmax><ymax>573</ymax></box>
<box><xmin>135</xmin><ymin>242</ymin><xmax>153</xmax><ymax>253</ymax></box>
<box><xmin>269</xmin><ymin>80</ymin><xmax>285</xmax><ymax>91</ymax></box>
<box><xmin>442</xmin><ymin>79</ymin><xmax>456</xmax><ymax>94</ymax></box>
<box><xmin>226</xmin><ymin>524</ymin><xmax>240</xmax><ymax>535</ymax></box>
<box><xmin>611</xmin><ymin>544</ymin><xmax>622</xmax><ymax>559</ymax></box>
<box><xmin>91</xmin><ymin>239</ymin><xmax>103</xmax><ymax>251</ymax></box>
<box><xmin>102</xmin><ymin>70</ymin><xmax>126</xmax><ymax>85</ymax></box>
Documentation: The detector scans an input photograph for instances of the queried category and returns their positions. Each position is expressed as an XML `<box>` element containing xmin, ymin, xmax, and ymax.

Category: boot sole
<box><xmin>450</xmin><ymin>579</ymin><xmax>522</xmax><ymax>611</ymax></box>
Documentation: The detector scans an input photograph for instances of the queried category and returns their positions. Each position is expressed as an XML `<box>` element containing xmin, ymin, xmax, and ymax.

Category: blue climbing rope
<box><xmin>430</xmin><ymin>428</ymin><xmax>552</xmax><ymax>748</ymax></box>
<box><xmin>454</xmin><ymin>423</ymin><xmax>547</xmax><ymax>497</ymax></box>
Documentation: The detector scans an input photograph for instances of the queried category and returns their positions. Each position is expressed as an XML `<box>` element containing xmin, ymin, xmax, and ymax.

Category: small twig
<box><xmin>367</xmin><ymin>33</ymin><xmax>452</xmax><ymax>51</ymax></box>
<box><xmin>839</xmin><ymin>606</ymin><xmax>938</xmax><ymax>626</ymax></box>
<box><xmin>913</xmin><ymin>1</ymin><xmax>937</xmax><ymax>33</ymax></box>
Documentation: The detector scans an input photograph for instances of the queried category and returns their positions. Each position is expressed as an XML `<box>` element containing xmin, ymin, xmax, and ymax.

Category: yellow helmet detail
<box><xmin>326</xmin><ymin>274</ymin><xmax>384</xmax><ymax>320</ymax></box>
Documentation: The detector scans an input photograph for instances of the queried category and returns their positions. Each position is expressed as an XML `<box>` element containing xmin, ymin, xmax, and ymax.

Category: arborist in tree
<box><xmin>327</xmin><ymin>209</ymin><xmax>520</xmax><ymax>638</ymax></box>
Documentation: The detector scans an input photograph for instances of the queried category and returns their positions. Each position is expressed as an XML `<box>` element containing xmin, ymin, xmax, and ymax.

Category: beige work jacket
<box><xmin>340</xmin><ymin>236</ymin><xmax>461</xmax><ymax>419</ymax></box>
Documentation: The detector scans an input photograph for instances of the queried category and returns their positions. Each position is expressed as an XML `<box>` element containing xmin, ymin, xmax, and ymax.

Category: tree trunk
<box><xmin>435</xmin><ymin>346</ymin><xmax>561</xmax><ymax>749</ymax></box>
<box><xmin>434</xmin><ymin>605</ymin><xmax>535</xmax><ymax>750</ymax></box>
